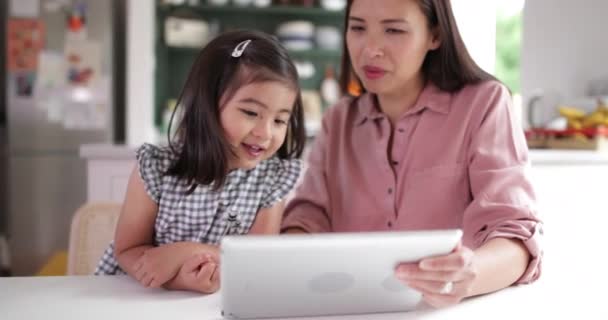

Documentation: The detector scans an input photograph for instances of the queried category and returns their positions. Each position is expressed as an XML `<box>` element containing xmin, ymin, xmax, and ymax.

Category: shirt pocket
<box><xmin>403</xmin><ymin>163</ymin><xmax>470</xmax><ymax>228</ymax></box>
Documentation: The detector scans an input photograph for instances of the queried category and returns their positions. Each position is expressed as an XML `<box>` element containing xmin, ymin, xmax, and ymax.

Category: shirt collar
<box><xmin>355</xmin><ymin>82</ymin><xmax>452</xmax><ymax>126</ymax></box>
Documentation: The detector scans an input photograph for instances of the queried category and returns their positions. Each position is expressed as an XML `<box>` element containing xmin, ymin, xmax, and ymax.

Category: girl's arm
<box><xmin>164</xmin><ymin>200</ymin><xmax>287</xmax><ymax>292</ymax></box>
<box><xmin>114</xmin><ymin>166</ymin><xmax>218</xmax><ymax>288</ymax></box>
<box><xmin>248</xmin><ymin>200</ymin><xmax>286</xmax><ymax>234</ymax></box>
<box><xmin>113</xmin><ymin>165</ymin><xmax>158</xmax><ymax>276</ymax></box>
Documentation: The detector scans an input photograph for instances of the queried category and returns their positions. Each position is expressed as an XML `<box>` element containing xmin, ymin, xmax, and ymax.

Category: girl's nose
<box><xmin>252</xmin><ymin>120</ymin><xmax>272</xmax><ymax>140</ymax></box>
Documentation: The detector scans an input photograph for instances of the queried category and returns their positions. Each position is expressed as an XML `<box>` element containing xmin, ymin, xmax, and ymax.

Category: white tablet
<box><xmin>220</xmin><ymin>229</ymin><xmax>462</xmax><ymax>319</ymax></box>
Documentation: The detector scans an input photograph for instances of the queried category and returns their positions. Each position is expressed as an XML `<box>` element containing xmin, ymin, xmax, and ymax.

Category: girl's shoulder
<box><xmin>255</xmin><ymin>157</ymin><xmax>302</xmax><ymax>177</ymax></box>
<box><xmin>136</xmin><ymin>143</ymin><xmax>175</xmax><ymax>159</ymax></box>
<box><xmin>135</xmin><ymin>143</ymin><xmax>177</xmax><ymax>173</ymax></box>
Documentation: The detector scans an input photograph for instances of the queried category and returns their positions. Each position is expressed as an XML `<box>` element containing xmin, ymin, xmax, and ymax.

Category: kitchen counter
<box><xmin>80</xmin><ymin>144</ymin><xmax>608</xmax><ymax>165</ymax></box>
<box><xmin>80</xmin><ymin>143</ymin><xmax>137</xmax><ymax>160</ymax></box>
<box><xmin>528</xmin><ymin>149</ymin><xmax>608</xmax><ymax>165</ymax></box>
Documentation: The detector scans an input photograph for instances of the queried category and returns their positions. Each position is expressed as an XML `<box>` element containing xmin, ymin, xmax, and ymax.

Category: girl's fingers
<box><xmin>135</xmin><ymin>268</ymin><xmax>147</xmax><ymax>282</ymax></box>
<box><xmin>133</xmin><ymin>260</ymin><xmax>143</xmax><ymax>272</ymax></box>
<box><xmin>196</xmin><ymin>262</ymin><xmax>216</xmax><ymax>280</ymax></box>
<box><xmin>141</xmin><ymin>273</ymin><xmax>154</xmax><ymax>287</ymax></box>
<box><xmin>183</xmin><ymin>254</ymin><xmax>206</xmax><ymax>272</ymax></box>
<box><xmin>211</xmin><ymin>265</ymin><xmax>221</xmax><ymax>284</ymax></box>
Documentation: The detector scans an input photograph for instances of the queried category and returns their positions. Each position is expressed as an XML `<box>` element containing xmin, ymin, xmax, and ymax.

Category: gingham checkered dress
<box><xmin>94</xmin><ymin>143</ymin><xmax>301</xmax><ymax>275</ymax></box>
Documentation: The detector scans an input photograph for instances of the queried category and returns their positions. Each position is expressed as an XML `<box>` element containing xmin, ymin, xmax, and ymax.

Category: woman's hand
<box><xmin>395</xmin><ymin>242</ymin><xmax>478</xmax><ymax>308</ymax></box>
<box><xmin>167</xmin><ymin>253</ymin><xmax>221</xmax><ymax>294</ymax></box>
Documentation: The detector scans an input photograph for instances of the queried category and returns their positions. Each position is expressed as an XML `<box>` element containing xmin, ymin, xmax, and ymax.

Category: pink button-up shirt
<box><xmin>282</xmin><ymin>80</ymin><xmax>542</xmax><ymax>284</ymax></box>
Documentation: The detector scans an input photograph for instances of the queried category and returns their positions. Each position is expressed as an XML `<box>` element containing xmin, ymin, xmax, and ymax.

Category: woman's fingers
<box><xmin>419</xmin><ymin>248</ymin><xmax>473</xmax><ymax>272</ymax></box>
<box><xmin>422</xmin><ymin>292</ymin><xmax>463</xmax><ymax>308</ymax></box>
<box><xmin>397</xmin><ymin>269</ymin><xmax>469</xmax><ymax>282</ymax></box>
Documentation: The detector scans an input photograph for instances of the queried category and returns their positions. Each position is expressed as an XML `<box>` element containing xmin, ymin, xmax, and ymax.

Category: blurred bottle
<box><xmin>320</xmin><ymin>65</ymin><xmax>340</xmax><ymax>107</ymax></box>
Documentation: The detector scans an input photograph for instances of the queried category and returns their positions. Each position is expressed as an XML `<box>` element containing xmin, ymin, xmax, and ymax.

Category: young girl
<box><xmin>95</xmin><ymin>30</ymin><xmax>306</xmax><ymax>294</ymax></box>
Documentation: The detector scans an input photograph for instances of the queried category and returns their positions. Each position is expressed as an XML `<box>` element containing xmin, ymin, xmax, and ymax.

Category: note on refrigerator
<box><xmin>61</xmin><ymin>40</ymin><xmax>106</xmax><ymax>130</ymax></box>
<box><xmin>7</xmin><ymin>19</ymin><xmax>45</xmax><ymax>72</ymax></box>
<box><xmin>34</xmin><ymin>51</ymin><xmax>66</xmax><ymax>112</ymax></box>
<box><xmin>9</xmin><ymin>0</ymin><xmax>40</xmax><ymax>18</ymax></box>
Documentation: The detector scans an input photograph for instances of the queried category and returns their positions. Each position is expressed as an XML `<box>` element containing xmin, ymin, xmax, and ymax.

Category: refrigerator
<box><xmin>1</xmin><ymin>0</ymin><xmax>125</xmax><ymax>275</ymax></box>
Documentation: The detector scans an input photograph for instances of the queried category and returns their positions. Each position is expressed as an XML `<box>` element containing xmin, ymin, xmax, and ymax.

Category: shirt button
<box><xmin>391</xmin><ymin>160</ymin><xmax>398</xmax><ymax>166</ymax></box>
<box><xmin>388</xmin><ymin>188</ymin><xmax>393</xmax><ymax>194</ymax></box>
<box><xmin>398</xmin><ymin>128</ymin><xmax>405</xmax><ymax>133</ymax></box>
<box><xmin>387</xmin><ymin>221</ymin><xmax>393</xmax><ymax>228</ymax></box>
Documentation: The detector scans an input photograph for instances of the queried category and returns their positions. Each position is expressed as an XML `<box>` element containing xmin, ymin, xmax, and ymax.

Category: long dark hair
<box><xmin>339</xmin><ymin>0</ymin><xmax>496</xmax><ymax>95</ymax></box>
<box><xmin>167</xmin><ymin>30</ymin><xmax>306</xmax><ymax>191</ymax></box>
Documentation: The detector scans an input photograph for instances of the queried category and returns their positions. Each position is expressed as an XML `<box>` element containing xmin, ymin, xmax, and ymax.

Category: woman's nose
<box><xmin>363</xmin><ymin>39</ymin><xmax>384</xmax><ymax>59</ymax></box>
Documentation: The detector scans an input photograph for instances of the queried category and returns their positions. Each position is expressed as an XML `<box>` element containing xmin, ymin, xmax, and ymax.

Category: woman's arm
<box><xmin>395</xmin><ymin>237</ymin><xmax>529</xmax><ymax>307</ymax></box>
<box><xmin>396</xmin><ymin>83</ymin><xmax>541</xmax><ymax>307</ymax></box>
<box><xmin>470</xmin><ymin>238</ymin><xmax>529</xmax><ymax>295</ymax></box>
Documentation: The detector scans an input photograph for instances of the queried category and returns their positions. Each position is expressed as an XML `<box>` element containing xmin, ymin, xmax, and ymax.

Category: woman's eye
<box><xmin>274</xmin><ymin>119</ymin><xmax>288</xmax><ymax>126</ymax></box>
<box><xmin>386</xmin><ymin>28</ymin><xmax>405</xmax><ymax>34</ymax></box>
<box><xmin>240</xmin><ymin>109</ymin><xmax>257</xmax><ymax>117</ymax></box>
<box><xmin>349</xmin><ymin>25</ymin><xmax>365</xmax><ymax>32</ymax></box>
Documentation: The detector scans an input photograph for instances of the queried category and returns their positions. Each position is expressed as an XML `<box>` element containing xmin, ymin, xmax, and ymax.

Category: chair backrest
<box><xmin>67</xmin><ymin>202</ymin><xmax>122</xmax><ymax>275</ymax></box>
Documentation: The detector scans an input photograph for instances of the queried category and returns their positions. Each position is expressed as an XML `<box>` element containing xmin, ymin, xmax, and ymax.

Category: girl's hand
<box><xmin>132</xmin><ymin>245</ymin><xmax>185</xmax><ymax>288</ymax></box>
<box><xmin>170</xmin><ymin>254</ymin><xmax>221</xmax><ymax>294</ymax></box>
<box><xmin>394</xmin><ymin>242</ymin><xmax>478</xmax><ymax>308</ymax></box>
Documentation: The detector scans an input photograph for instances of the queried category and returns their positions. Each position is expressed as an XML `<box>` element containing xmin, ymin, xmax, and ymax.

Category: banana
<box><xmin>558</xmin><ymin>106</ymin><xmax>586</xmax><ymax>119</ymax></box>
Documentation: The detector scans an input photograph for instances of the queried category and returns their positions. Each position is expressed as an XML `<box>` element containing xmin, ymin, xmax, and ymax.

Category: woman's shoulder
<box><xmin>321</xmin><ymin>94</ymin><xmax>372</xmax><ymax>124</ymax></box>
<box><xmin>457</xmin><ymin>80</ymin><xmax>511</xmax><ymax>102</ymax></box>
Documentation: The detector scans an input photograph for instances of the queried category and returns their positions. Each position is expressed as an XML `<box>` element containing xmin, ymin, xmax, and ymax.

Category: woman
<box><xmin>281</xmin><ymin>0</ymin><xmax>543</xmax><ymax>308</ymax></box>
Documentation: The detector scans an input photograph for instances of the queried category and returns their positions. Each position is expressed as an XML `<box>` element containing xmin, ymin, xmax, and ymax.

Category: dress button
<box><xmin>388</xmin><ymin>188</ymin><xmax>393</xmax><ymax>194</ymax></box>
<box><xmin>398</xmin><ymin>128</ymin><xmax>405</xmax><ymax>133</ymax></box>
<box><xmin>387</xmin><ymin>221</ymin><xmax>393</xmax><ymax>228</ymax></box>
<box><xmin>391</xmin><ymin>160</ymin><xmax>398</xmax><ymax>166</ymax></box>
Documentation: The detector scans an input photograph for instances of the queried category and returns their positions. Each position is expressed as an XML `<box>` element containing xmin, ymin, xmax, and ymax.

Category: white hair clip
<box><xmin>231</xmin><ymin>39</ymin><xmax>252</xmax><ymax>58</ymax></box>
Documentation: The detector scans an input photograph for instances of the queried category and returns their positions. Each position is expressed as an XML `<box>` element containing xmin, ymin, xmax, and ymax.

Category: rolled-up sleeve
<box><xmin>463</xmin><ymin>83</ymin><xmax>543</xmax><ymax>284</ymax></box>
<box><xmin>281</xmin><ymin>111</ymin><xmax>333</xmax><ymax>233</ymax></box>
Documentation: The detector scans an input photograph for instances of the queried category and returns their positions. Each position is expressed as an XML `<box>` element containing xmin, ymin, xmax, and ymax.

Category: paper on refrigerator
<box><xmin>62</xmin><ymin>39</ymin><xmax>107</xmax><ymax>130</ymax></box>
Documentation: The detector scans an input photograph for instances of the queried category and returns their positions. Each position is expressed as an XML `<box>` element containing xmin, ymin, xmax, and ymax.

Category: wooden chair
<box><xmin>67</xmin><ymin>202</ymin><xmax>121</xmax><ymax>275</ymax></box>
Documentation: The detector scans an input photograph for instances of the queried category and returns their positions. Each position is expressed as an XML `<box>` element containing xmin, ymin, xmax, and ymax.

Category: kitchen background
<box><xmin>0</xmin><ymin>0</ymin><xmax>607</xmax><ymax>277</ymax></box>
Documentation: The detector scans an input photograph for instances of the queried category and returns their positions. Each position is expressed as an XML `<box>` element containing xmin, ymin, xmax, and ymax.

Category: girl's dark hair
<box><xmin>167</xmin><ymin>30</ymin><xmax>306</xmax><ymax>191</ymax></box>
<box><xmin>339</xmin><ymin>0</ymin><xmax>497</xmax><ymax>95</ymax></box>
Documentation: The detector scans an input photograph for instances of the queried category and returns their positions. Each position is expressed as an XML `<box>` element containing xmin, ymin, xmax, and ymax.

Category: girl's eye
<box><xmin>240</xmin><ymin>109</ymin><xmax>257</xmax><ymax>117</ymax></box>
<box><xmin>349</xmin><ymin>25</ymin><xmax>365</xmax><ymax>32</ymax></box>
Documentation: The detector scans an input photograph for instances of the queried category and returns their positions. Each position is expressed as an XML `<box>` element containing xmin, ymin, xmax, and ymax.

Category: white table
<box><xmin>0</xmin><ymin>273</ymin><xmax>604</xmax><ymax>320</ymax></box>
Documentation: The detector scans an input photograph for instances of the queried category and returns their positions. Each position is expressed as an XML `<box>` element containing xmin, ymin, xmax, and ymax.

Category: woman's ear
<box><xmin>429</xmin><ymin>27</ymin><xmax>441</xmax><ymax>50</ymax></box>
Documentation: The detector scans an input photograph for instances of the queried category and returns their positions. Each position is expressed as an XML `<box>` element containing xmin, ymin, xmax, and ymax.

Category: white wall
<box><xmin>521</xmin><ymin>0</ymin><xmax>608</xmax><ymax>128</ymax></box>
<box><xmin>452</xmin><ymin>0</ymin><xmax>497</xmax><ymax>75</ymax></box>
<box><xmin>126</xmin><ymin>0</ymin><xmax>156</xmax><ymax>146</ymax></box>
